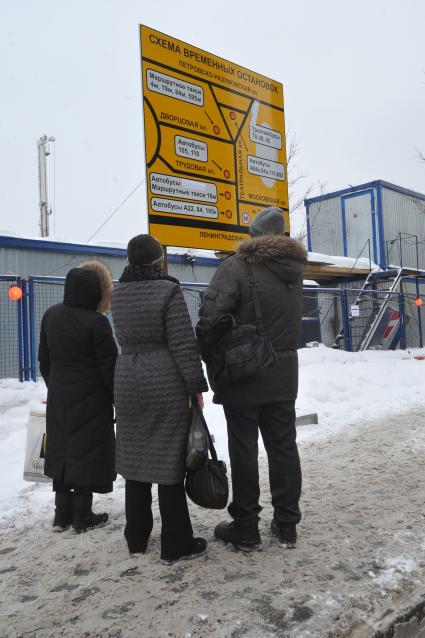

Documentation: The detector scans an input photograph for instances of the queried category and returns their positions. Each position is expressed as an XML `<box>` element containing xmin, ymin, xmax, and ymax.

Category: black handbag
<box><xmin>207</xmin><ymin>263</ymin><xmax>277</xmax><ymax>387</ymax></box>
<box><xmin>185</xmin><ymin>410</ymin><xmax>228</xmax><ymax>510</ymax></box>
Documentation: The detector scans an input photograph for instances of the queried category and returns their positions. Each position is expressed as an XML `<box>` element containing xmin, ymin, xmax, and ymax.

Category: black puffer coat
<box><xmin>38</xmin><ymin>266</ymin><xmax>118</xmax><ymax>492</ymax></box>
<box><xmin>196</xmin><ymin>235</ymin><xmax>307</xmax><ymax>405</ymax></box>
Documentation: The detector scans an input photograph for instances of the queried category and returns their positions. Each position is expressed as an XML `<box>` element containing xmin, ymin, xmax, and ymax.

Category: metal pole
<box><xmin>162</xmin><ymin>245</ymin><xmax>168</xmax><ymax>273</ymax></box>
<box><xmin>16</xmin><ymin>277</ymin><xmax>24</xmax><ymax>382</ymax></box>
<box><xmin>37</xmin><ymin>134</ymin><xmax>55</xmax><ymax>237</ymax></box>
<box><xmin>368</xmin><ymin>238</ymin><xmax>371</xmax><ymax>273</ymax></box>
<box><xmin>416</xmin><ymin>277</ymin><xmax>423</xmax><ymax>349</ymax></box>
<box><xmin>415</xmin><ymin>234</ymin><xmax>419</xmax><ymax>271</ymax></box>
<box><xmin>341</xmin><ymin>289</ymin><xmax>352</xmax><ymax>352</ymax></box>
<box><xmin>28</xmin><ymin>278</ymin><xmax>37</xmax><ymax>382</ymax></box>
<box><xmin>399</xmin><ymin>291</ymin><xmax>407</xmax><ymax>350</ymax></box>
<box><xmin>21</xmin><ymin>279</ymin><xmax>30</xmax><ymax>381</ymax></box>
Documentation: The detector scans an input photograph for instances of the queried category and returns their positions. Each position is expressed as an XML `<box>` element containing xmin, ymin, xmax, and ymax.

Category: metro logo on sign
<box><xmin>140</xmin><ymin>25</ymin><xmax>289</xmax><ymax>251</ymax></box>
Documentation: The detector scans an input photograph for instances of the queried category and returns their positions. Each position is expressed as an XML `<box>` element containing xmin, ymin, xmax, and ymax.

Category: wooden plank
<box><xmin>304</xmin><ymin>264</ymin><xmax>370</xmax><ymax>279</ymax></box>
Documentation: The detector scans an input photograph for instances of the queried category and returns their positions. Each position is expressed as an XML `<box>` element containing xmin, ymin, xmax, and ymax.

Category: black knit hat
<box><xmin>249</xmin><ymin>206</ymin><xmax>285</xmax><ymax>237</ymax></box>
<box><xmin>127</xmin><ymin>234</ymin><xmax>163</xmax><ymax>266</ymax></box>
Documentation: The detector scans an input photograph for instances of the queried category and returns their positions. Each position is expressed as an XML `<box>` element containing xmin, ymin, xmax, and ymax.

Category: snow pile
<box><xmin>296</xmin><ymin>345</ymin><xmax>425</xmax><ymax>442</ymax></box>
<box><xmin>308</xmin><ymin>251</ymin><xmax>380</xmax><ymax>272</ymax></box>
<box><xmin>0</xmin><ymin>346</ymin><xmax>425</xmax><ymax>528</ymax></box>
<box><xmin>0</xmin><ymin>229</ymin><xmax>18</xmax><ymax>237</ymax></box>
<box><xmin>0</xmin><ymin>380</ymin><xmax>48</xmax><ymax>526</ymax></box>
<box><xmin>369</xmin><ymin>557</ymin><xmax>418</xmax><ymax>589</ymax></box>
<box><xmin>167</xmin><ymin>246</ymin><xmax>218</xmax><ymax>260</ymax></box>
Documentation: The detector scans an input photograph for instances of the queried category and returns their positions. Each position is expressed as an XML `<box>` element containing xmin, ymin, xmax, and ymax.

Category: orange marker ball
<box><xmin>8</xmin><ymin>285</ymin><xmax>23</xmax><ymax>301</ymax></box>
<box><xmin>415</xmin><ymin>297</ymin><xmax>423</xmax><ymax>307</ymax></box>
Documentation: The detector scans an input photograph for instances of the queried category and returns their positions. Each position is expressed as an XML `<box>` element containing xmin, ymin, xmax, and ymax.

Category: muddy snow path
<box><xmin>1</xmin><ymin>407</ymin><xmax>425</xmax><ymax>638</ymax></box>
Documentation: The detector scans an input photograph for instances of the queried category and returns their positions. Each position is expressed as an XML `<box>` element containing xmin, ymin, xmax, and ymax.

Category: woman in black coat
<box><xmin>38</xmin><ymin>261</ymin><xmax>118</xmax><ymax>533</ymax></box>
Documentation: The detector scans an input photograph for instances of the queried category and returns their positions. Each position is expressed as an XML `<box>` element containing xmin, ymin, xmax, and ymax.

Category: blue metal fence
<box><xmin>0</xmin><ymin>275</ymin><xmax>24</xmax><ymax>381</ymax></box>
<box><xmin>1</xmin><ymin>275</ymin><xmax>423</xmax><ymax>381</ymax></box>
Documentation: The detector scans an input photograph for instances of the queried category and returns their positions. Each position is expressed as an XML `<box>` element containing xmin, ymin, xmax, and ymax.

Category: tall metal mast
<box><xmin>37</xmin><ymin>134</ymin><xmax>55</xmax><ymax>237</ymax></box>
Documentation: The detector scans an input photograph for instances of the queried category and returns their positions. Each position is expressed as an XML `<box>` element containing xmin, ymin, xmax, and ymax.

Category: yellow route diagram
<box><xmin>140</xmin><ymin>25</ymin><xmax>289</xmax><ymax>251</ymax></box>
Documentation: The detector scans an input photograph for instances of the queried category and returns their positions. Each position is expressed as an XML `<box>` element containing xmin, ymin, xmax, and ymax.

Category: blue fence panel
<box><xmin>2</xmin><ymin>274</ymin><xmax>421</xmax><ymax>382</ymax></box>
<box><xmin>0</xmin><ymin>275</ymin><xmax>24</xmax><ymax>381</ymax></box>
<box><xmin>28</xmin><ymin>277</ymin><xmax>66</xmax><ymax>381</ymax></box>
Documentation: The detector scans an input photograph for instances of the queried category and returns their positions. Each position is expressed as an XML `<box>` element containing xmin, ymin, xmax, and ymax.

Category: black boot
<box><xmin>53</xmin><ymin>491</ymin><xmax>73</xmax><ymax>532</ymax></box>
<box><xmin>214</xmin><ymin>521</ymin><xmax>262</xmax><ymax>552</ymax></box>
<box><xmin>271</xmin><ymin>520</ymin><xmax>297</xmax><ymax>548</ymax></box>
<box><xmin>72</xmin><ymin>493</ymin><xmax>109</xmax><ymax>533</ymax></box>
<box><xmin>160</xmin><ymin>537</ymin><xmax>207</xmax><ymax>565</ymax></box>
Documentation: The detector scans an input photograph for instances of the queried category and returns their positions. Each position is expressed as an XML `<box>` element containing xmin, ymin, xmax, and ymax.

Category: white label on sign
<box><xmin>147</xmin><ymin>69</ymin><xmax>204</xmax><ymax>106</ymax></box>
<box><xmin>351</xmin><ymin>305</ymin><xmax>360</xmax><ymax>317</ymax></box>
<box><xmin>247</xmin><ymin>155</ymin><xmax>285</xmax><ymax>181</ymax></box>
<box><xmin>150</xmin><ymin>173</ymin><xmax>217</xmax><ymax>203</ymax></box>
<box><xmin>175</xmin><ymin>136</ymin><xmax>208</xmax><ymax>162</ymax></box>
<box><xmin>151</xmin><ymin>197</ymin><xmax>218</xmax><ymax>219</ymax></box>
<box><xmin>249</xmin><ymin>124</ymin><xmax>282</xmax><ymax>149</ymax></box>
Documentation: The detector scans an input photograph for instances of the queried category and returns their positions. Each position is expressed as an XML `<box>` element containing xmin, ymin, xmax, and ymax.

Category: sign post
<box><xmin>140</xmin><ymin>26</ymin><xmax>289</xmax><ymax>252</ymax></box>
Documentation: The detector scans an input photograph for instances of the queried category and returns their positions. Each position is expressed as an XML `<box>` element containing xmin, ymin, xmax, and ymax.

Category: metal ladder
<box><xmin>358</xmin><ymin>268</ymin><xmax>403</xmax><ymax>351</ymax></box>
<box><xmin>332</xmin><ymin>270</ymin><xmax>377</xmax><ymax>349</ymax></box>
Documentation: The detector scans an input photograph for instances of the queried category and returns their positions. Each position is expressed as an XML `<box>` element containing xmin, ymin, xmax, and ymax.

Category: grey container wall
<box><xmin>0</xmin><ymin>236</ymin><xmax>218</xmax><ymax>283</ymax></box>
<box><xmin>305</xmin><ymin>180</ymin><xmax>425</xmax><ymax>270</ymax></box>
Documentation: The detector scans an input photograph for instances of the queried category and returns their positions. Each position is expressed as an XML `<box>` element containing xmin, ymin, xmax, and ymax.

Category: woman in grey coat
<box><xmin>111</xmin><ymin>234</ymin><xmax>209</xmax><ymax>564</ymax></box>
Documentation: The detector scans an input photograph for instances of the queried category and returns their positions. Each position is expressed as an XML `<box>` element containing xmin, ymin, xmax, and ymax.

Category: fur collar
<box><xmin>236</xmin><ymin>235</ymin><xmax>307</xmax><ymax>264</ymax></box>
<box><xmin>78</xmin><ymin>260</ymin><xmax>114</xmax><ymax>314</ymax></box>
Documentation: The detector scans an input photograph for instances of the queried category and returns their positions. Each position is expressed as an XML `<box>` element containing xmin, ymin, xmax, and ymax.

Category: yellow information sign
<box><xmin>140</xmin><ymin>25</ymin><xmax>289</xmax><ymax>251</ymax></box>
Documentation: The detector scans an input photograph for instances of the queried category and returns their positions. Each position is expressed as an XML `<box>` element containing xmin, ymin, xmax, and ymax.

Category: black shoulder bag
<box><xmin>207</xmin><ymin>263</ymin><xmax>277</xmax><ymax>387</ymax></box>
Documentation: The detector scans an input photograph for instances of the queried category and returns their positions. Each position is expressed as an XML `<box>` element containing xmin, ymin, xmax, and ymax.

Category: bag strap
<box><xmin>196</xmin><ymin>406</ymin><xmax>218</xmax><ymax>462</ymax></box>
<box><xmin>246</xmin><ymin>263</ymin><xmax>265</xmax><ymax>333</ymax></box>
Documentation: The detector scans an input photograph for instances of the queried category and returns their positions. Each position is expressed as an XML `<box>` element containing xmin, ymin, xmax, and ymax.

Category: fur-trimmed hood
<box><xmin>237</xmin><ymin>235</ymin><xmax>307</xmax><ymax>263</ymax></box>
<box><xmin>78</xmin><ymin>261</ymin><xmax>114</xmax><ymax>314</ymax></box>
<box><xmin>236</xmin><ymin>235</ymin><xmax>307</xmax><ymax>284</ymax></box>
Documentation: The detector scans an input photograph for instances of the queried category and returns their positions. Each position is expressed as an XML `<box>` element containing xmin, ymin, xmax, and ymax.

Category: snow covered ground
<box><xmin>0</xmin><ymin>345</ymin><xmax>424</xmax><ymax>528</ymax></box>
<box><xmin>1</xmin><ymin>346</ymin><xmax>425</xmax><ymax>637</ymax></box>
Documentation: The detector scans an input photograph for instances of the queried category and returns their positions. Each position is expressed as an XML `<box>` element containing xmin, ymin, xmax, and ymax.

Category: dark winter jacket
<box><xmin>196</xmin><ymin>235</ymin><xmax>307</xmax><ymax>405</ymax></box>
<box><xmin>38</xmin><ymin>266</ymin><xmax>118</xmax><ymax>491</ymax></box>
<box><xmin>111</xmin><ymin>273</ymin><xmax>208</xmax><ymax>485</ymax></box>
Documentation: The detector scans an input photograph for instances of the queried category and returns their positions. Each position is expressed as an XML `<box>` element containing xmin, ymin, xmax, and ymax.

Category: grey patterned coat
<box><xmin>111</xmin><ymin>277</ymin><xmax>208</xmax><ymax>485</ymax></box>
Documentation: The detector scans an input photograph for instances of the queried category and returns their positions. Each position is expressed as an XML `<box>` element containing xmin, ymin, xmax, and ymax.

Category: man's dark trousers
<box><xmin>223</xmin><ymin>401</ymin><xmax>302</xmax><ymax>527</ymax></box>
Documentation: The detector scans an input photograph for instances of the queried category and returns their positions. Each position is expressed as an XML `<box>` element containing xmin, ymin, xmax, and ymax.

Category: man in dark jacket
<box><xmin>196</xmin><ymin>207</ymin><xmax>307</xmax><ymax>551</ymax></box>
<box><xmin>39</xmin><ymin>264</ymin><xmax>118</xmax><ymax>533</ymax></box>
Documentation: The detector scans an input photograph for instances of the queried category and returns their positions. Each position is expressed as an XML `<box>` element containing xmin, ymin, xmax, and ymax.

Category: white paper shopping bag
<box><xmin>23</xmin><ymin>411</ymin><xmax>51</xmax><ymax>483</ymax></box>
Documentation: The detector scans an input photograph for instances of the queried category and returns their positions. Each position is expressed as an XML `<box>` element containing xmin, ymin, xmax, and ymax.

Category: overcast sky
<box><xmin>1</xmin><ymin>0</ymin><xmax>424</xmax><ymax>244</ymax></box>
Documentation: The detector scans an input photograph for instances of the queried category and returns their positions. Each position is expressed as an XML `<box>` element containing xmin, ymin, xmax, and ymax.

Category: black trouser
<box><xmin>125</xmin><ymin>480</ymin><xmax>194</xmax><ymax>560</ymax></box>
<box><xmin>223</xmin><ymin>401</ymin><xmax>302</xmax><ymax>528</ymax></box>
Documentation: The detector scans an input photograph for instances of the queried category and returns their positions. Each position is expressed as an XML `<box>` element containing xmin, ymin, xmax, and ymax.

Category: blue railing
<box><xmin>0</xmin><ymin>275</ymin><xmax>422</xmax><ymax>381</ymax></box>
<box><xmin>0</xmin><ymin>275</ymin><xmax>24</xmax><ymax>381</ymax></box>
